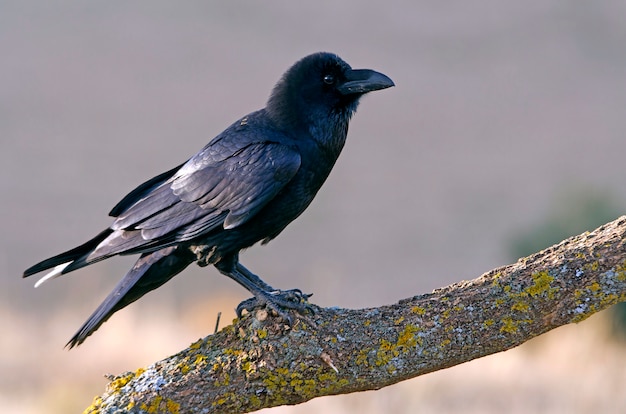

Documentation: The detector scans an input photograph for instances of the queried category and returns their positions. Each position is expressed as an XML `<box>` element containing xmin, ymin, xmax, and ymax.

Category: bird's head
<box><xmin>266</xmin><ymin>52</ymin><xmax>394</xmax><ymax>133</ymax></box>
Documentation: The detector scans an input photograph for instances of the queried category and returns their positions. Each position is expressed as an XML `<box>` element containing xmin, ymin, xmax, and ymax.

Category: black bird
<box><xmin>23</xmin><ymin>52</ymin><xmax>394</xmax><ymax>348</ymax></box>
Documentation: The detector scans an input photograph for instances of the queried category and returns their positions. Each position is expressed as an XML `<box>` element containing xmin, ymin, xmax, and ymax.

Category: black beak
<box><xmin>337</xmin><ymin>69</ymin><xmax>395</xmax><ymax>95</ymax></box>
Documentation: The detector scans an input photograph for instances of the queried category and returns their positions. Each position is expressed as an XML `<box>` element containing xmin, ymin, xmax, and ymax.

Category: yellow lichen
<box><xmin>257</xmin><ymin>363</ymin><xmax>349</xmax><ymax>403</ymax></box>
<box><xmin>600</xmin><ymin>293</ymin><xmax>620</xmax><ymax>307</ymax></box>
<box><xmin>194</xmin><ymin>354</ymin><xmax>208</xmax><ymax>367</ymax></box>
<box><xmin>375</xmin><ymin>324</ymin><xmax>420</xmax><ymax>367</ymax></box>
<box><xmin>491</xmin><ymin>272</ymin><xmax>502</xmax><ymax>287</ymax></box>
<box><xmin>242</xmin><ymin>361</ymin><xmax>253</xmax><ymax>373</ymax></box>
<box><xmin>248</xmin><ymin>395</ymin><xmax>261</xmax><ymax>409</ymax></box>
<box><xmin>108</xmin><ymin>373</ymin><xmax>134</xmax><ymax>393</ymax></box>
<box><xmin>356</xmin><ymin>348</ymin><xmax>370</xmax><ymax>366</ymax></box>
<box><xmin>500</xmin><ymin>317</ymin><xmax>532</xmax><ymax>334</ymax></box>
<box><xmin>411</xmin><ymin>306</ymin><xmax>426</xmax><ymax>315</ymax></box>
<box><xmin>139</xmin><ymin>396</ymin><xmax>180</xmax><ymax>414</ymax></box>
<box><xmin>500</xmin><ymin>318</ymin><xmax>518</xmax><ymax>334</ymax></box>
<box><xmin>616</xmin><ymin>261</ymin><xmax>626</xmax><ymax>281</ymax></box>
<box><xmin>214</xmin><ymin>372</ymin><xmax>230</xmax><ymax>387</ymax></box>
<box><xmin>180</xmin><ymin>364</ymin><xmax>190</xmax><ymax>375</ymax></box>
<box><xmin>526</xmin><ymin>271</ymin><xmax>558</xmax><ymax>299</ymax></box>
<box><xmin>261</xmin><ymin>368</ymin><xmax>290</xmax><ymax>404</ymax></box>
<box><xmin>188</xmin><ymin>339</ymin><xmax>203</xmax><ymax>350</ymax></box>
<box><xmin>498</xmin><ymin>271</ymin><xmax>559</xmax><ymax>310</ymax></box>
<box><xmin>397</xmin><ymin>324</ymin><xmax>420</xmax><ymax>348</ymax></box>
<box><xmin>511</xmin><ymin>301</ymin><xmax>529</xmax><ymax>312</ymax></box>
<box><xmin>375</xmin><ymin>339</ymin><xmax>398</xmax><ymax>366</ymax></box>
<box><xmin>223</xmin><ymin>348</ymin><xmax>243</xmax><ymax>357</ymax></box>
<box><xmin>83</xmin><ymin>396</ymin><xmax>103</xmax><ymax>414</ymax></box>
<box><xmin>212</xmin><ymin>392</ymin><xmax>237</xmax><ymax>407</ymax></box>
<box><xmin>386</xmin><ymin>365</ymin><xmax>397</xmax><ymax>374</ymax></box>
<box><xmin>165</xmin><ymin>399</ymin><xmax>180</xmax><ymax>414</ymax></box>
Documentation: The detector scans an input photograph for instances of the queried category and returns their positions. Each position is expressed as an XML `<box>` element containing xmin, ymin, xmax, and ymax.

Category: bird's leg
<box><xmin>236</xmin><ymin>262</ymin><xmax>311</xmax><ymax>301</ymax></box>
<box><xmin>234</xmin><ymin>262</ymin><xmax>274</xmax><ymax>291</ymax></box>
<box><xmin>235</xmin><ymin>262</ymin><xmax>313</xmax><ymax>320</ymax></box>
<box><xmin>215</xmin><ymin>255</ymin><xmax>312</xmax><ymax>323</ymax></box>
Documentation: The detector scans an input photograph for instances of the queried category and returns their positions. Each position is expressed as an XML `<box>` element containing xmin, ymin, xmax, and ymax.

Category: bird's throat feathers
<box><xmin>266</xmin><ymin>86</ymin><xmax>357</xmax><ymax>162</ymax></box>
<box><xmin>307</xmin><ymin>108</ymin><xmax>352</xmax><ymax>159</ymax></box>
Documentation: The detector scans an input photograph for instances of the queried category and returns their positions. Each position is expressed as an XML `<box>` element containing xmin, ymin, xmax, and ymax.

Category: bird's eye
<box><xmin>323</xmin><ymin>74</ymin><xmax>335</xmax><ymax>85</ymax></box>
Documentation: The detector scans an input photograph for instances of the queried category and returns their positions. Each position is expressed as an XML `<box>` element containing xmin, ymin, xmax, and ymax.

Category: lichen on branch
<box><xmin>85</xmin><ymin>216</ymin><xmax>626</xmax><ymax>414</ymax></box>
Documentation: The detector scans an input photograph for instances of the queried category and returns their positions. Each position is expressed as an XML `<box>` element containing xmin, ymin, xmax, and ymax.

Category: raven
<box><xmin>23</xmin><ymin>52</ymin><xmax>394</xmax><ymax>348</ymax></box>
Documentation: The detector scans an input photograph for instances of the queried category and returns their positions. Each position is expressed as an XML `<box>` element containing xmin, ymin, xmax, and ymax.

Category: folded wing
<box><xmin>84</xmin><ymin>141</ymin><xmax>301</xmax><ymax>263</ymax></box>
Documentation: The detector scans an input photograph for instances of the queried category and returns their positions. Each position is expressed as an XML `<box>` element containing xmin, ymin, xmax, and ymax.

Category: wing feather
<box><xmin>90</xmin><ymin>140</ymin><xmax>301</xmax><ymax>259</ymax></box>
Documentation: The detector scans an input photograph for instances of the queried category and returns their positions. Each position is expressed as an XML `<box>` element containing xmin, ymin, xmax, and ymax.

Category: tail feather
<box><xmin>33</xmin><ymin>263</ymin><xmax>71</xmax><ymax>288</ymax></box>
<box><xmin>66</xmin><ymin>246</ymin><xmax>193</xmax><ymax>348</ymax></box>
<box><xmin>23</xmin><ymin>229</ymin><xmax>114</xmax><ymax>278</ymax></box>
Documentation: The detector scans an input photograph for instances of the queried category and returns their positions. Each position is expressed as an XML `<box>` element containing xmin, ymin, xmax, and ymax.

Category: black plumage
<box><xmin>23</xmin><ymin>52</ymin><xmax>394</xmax><ymax>348</ymax></box>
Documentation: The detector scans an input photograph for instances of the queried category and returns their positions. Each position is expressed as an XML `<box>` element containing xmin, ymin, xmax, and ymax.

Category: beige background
<box><xmin>2</xmin><ymin>1</ymin><xmax>626</xmax><ymax>412</ymax></box>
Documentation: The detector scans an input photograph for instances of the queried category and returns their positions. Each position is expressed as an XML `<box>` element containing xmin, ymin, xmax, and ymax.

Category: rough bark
<box><xmin>84</xmin><ymin>216</ymin><xmax>626</xmax><ymax>414</ymax></box>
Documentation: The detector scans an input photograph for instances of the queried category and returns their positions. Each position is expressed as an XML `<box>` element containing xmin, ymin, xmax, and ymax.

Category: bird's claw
<box><xmin>236</xmin><ymin>288</ymin><xmax>313</xmax><ymax>324</ymax></box>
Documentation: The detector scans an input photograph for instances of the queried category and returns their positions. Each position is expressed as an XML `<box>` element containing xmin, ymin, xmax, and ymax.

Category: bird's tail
<box><xmin>23</xmin><ymin>229</ymin><xmax>114</xmax><ymax>287</ymax></box>
<box><xmin>66</xmin><ymin>246</ymin><xmax>193</xmax><ymax>348</ymax></box>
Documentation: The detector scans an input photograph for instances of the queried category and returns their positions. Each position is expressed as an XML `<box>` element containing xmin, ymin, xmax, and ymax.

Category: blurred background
<box><xmin>2</xmin><ymin>1</ymin><xmax>626</xmax><ymax>412</ymax></box>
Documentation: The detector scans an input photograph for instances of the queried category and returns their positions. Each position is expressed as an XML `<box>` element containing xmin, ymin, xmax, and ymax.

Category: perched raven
<box><xmin>23</xmin><ymin>52</ymin><xmax>394</xmax><ymax>348</ymax></box>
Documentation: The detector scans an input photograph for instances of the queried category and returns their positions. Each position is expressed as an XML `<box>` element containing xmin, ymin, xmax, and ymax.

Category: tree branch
<box><xmin>85</xmin><ymin>216</ymin><xmax>626</xmax><ymax>414</ymax></box>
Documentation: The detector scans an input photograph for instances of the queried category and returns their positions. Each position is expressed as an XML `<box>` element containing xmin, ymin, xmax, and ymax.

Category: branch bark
<box><xmin>85</xmin><ymin>216</ymin><xmax>626</xmax><ymax>414</ymax></box>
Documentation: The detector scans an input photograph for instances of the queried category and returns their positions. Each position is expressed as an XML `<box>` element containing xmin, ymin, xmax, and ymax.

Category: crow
<box><xmin>23</xmin><ymin>52</ymin><xmax>394</xmax><ymax>348</ymax></box>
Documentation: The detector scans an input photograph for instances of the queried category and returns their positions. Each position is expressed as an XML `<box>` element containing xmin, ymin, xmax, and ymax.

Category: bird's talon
<box><xmin>235</xmin><ymin>288</ymin><xmax>314</xmax><ymax>323</ymax></box>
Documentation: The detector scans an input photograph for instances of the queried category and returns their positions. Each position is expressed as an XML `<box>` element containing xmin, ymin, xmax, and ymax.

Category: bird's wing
<box><xmin>108</xmin><ymin>163</ymin><xmax>184</xmax><ymax>217</ymax></box>
<box><xmin>106</xmin><ymin>141</ymin><xmax>301</xmax><ymax>247</ymax></box>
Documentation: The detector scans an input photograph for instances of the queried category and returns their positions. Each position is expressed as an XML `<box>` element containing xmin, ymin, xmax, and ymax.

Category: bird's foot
<box><xmin>236</xmin><ymin>289</ymin><xmax>313</xmax><ymax>324</ymax></box>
